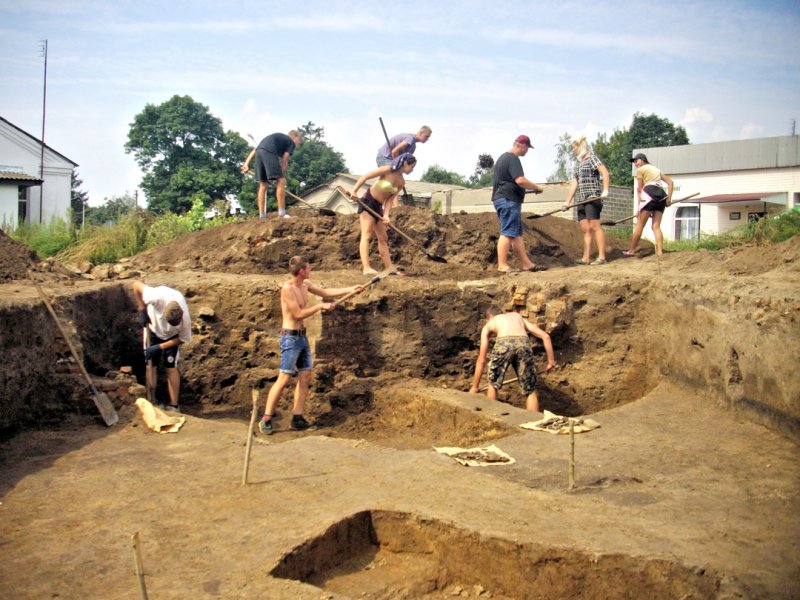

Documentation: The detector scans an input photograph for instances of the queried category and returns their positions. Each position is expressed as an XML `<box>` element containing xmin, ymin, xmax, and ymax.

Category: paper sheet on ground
<box><xmin>520</xmin><ymin>410</ymin><xmax>600</xmax><ymax>435</ymax></box>
<box><xmin>135</xmin><ymin>397</ymin><xmax>186</xmax><ymax>433</ymax></box>
<box><xmin>434</xmin><ymin>444</ymin><xmax>515</xmax><ymax>466</ymax></box>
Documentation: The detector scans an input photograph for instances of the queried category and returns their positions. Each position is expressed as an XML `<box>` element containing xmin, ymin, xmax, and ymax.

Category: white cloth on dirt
<box><xmin>135</xmin><ymin>397</ymin><xmax>186</xmax><ymax>433</ymax></box>
<box><xmin>142</xmin><ymin>285</ymin><xmax>192</xmax><ymax>343</ymax></box>
<box><xmin>434</xmin><ymin>444</ymin><xmax>515</xmax><ymax>466</ymax></box>
<box><xmin>520</xmin><ymin>410</ymin><xmax>600</xmax><ymax>435</ymax></box>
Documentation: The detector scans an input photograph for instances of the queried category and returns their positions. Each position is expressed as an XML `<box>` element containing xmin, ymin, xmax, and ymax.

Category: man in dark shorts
<box><xmin>469</xmin><ymin>306</ymin><xmax>556</xmax><ymax>412</ymax></box>
<box><xmin>131</xmin><ymin>281</ymin><xmax>192</xmax><ymax>412</ymax></box>
<box><xmin>242</xmin><ymin>130</ymin><xmax>303</xmax><ymax>219</ymax></box>
<box><xmin>491</xmin><ymin>135</ymin><xmax>547</xmax><ymax>273</ymax></box>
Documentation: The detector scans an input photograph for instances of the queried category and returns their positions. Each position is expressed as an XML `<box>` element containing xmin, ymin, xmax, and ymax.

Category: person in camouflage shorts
<box><xmin>469</xmin><ymin>306</ymin><xmax>557</xmax><ymax>412</ymax></box>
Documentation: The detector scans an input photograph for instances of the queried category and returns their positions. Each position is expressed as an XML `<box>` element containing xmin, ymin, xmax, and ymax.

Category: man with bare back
<box><xmin>469</xmin><ymin>305</ymin><xmax>557</xmax><ymax>412</ymax></box>
<box><xmin>259</xmin><ymin>256</ymin><xmax>363</xmax><ymax>434</ymax></box>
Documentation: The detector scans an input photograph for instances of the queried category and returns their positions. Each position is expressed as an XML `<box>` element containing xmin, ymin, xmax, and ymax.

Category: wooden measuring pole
<box><xmin>568</xmin><ymin>419</ymin><xmax>576</xmax><ymax>491</ymax></box>
<box><xmin>131</xmin><ymin>531</ymin><xmax>149</xmax><ymax>600</ymax></box>
<box><xmin>242</xmin><ymin>389</ymin><xmax>259</xmax><ymax>485</ymax></box>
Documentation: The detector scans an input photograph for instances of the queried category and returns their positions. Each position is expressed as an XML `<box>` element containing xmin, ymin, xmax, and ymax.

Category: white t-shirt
<box><xmin>142</xmin><ymin>285</ymin><xmax>192</xmax><ymax>343</ymax></box>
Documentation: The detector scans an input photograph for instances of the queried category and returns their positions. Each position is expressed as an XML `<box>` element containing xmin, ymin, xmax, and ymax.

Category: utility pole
<box><xmin>39</xmin><ymin>39</ymin><xmax>48</xmax><ymax>224</ymax></box>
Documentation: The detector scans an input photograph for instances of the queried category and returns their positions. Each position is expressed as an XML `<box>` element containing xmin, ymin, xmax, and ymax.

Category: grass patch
<box><xmin>10</xmin><ymin>217</ymin><xmax>76</xmax><ymax>257</ymax></box>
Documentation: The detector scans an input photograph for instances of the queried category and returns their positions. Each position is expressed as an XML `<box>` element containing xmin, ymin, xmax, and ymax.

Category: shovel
<box><xmin>283</xmin><ymin>189</ymin><xmax>337</xmax><ymax>216</ymax></box>
<box><xmin>335</xmin><ymin>185</ymin><xmax>448</xmax><ymax>264</ymax></box>
<box><xmin>29</xmin><ymin>275</ymin><xmax>119</xmax><ymax>426</ymax></box>
<box><xmin>527</xmin><ymin>196</ymin><xmax>601</xmax><ymax>219</ymax></box>
<box><xmin>601</xmin><ymin>192</ymin><xmax>700</xmax><ymax>226</ymax></box>
<box><xmin>332</xmin><ymin>269</ymin><xmax>395</xmax><ymax>306</ymax></box>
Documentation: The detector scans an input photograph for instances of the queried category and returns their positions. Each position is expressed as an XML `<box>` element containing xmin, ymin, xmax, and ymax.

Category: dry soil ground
<box><xmin>0</xmin><ymin>209</ymin><xmax>798</xmax><ymax>599</ymax></box>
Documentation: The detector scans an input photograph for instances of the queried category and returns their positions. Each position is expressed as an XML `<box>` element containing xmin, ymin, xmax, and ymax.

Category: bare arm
<box><xmin>283</xmin><ymin>285</ymin><xmax>331</xmax><ymax>319</ymax></box>
<box><xmin>662</xmin><ymin>173</ymin><xmax>675</xmax><ymax>203</ymax></box>
<box><xmin>524</xmin><ymin>320</ymin><xmax>557</xmax><ymax>371</ymax></box>
<box><xmin>469</xmin><ymin>325</ymin><xmax>493</xmax><ymax>392</ymax></box>
<box><xmin>598</xmin><ymin>163</ymin><xmax>610</xmax><ymax>197</ymax></box>
<box><xmin>307</xmin><ymin>282</ymin><xmax>364</xmax><ymax>300</ymax></box>
<box><xmin>390</xmin><ymin>140</ymin><xmax>410</xmax><ymax>158</ymax></box>
<box><xmin>241</xmin><ymin>149</ymin><xmax>256</xmax><ymax>173</ymax></box>
<box><xmin>131</xmin><ymin>281</ymin><xmax>146</xmax><ymax>310</ymax></box>
<box><xmin>280</xmin><ymin>151</ymin><xmax>291</xmax><ymax>174</ymax></box>
<box><xmin>564</xmin><ymin>178</ymin><xmax>578</xmax><ymax>207</ymax></box>
<box><xmin>514</xmin><ymin>176</ymin><xmax>543</xmax><ymax>194</ymax></box>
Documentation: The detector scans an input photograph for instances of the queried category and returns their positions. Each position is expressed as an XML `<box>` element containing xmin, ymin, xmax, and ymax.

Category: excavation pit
<box><xmin>271</xmin><ymin>510</ymin><xmax>728</xmax><ymax>599</ymax></box>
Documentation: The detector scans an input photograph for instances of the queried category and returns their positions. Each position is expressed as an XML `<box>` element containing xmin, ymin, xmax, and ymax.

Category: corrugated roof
<box><xmin>635</xmin><ymin>135</ymin><xmax>800</xmax><ymax>174</ymax></box>
<box><xmin>693</xmin><ymin>192</ymin><xmax>784</xmax><ymax>204</ymax></box>
<box><xmin>0</xmin><ymin>171</ymin><xmax>42</xmax><ymax>184</ymax></box>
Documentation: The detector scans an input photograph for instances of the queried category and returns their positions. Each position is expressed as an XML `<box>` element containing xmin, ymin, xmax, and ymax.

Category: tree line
<box><xmin>71</xmin><ymin>95</ymin><xmax>688</xmax><ymax>222</ymax></box>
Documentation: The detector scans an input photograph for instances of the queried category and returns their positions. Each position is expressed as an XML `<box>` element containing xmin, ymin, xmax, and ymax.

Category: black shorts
<box><xmin>144</xmin><ymin>331</ymin><xmax>181</xmax><ymax>369</ymax></box>
<box><xmin>577</xmin><ymin>199</ymin><xmax>603</xmax><ymax>221</ymax></box>
<box><xmin>640</xmin><ymin>199</ymin><xmax>667</xmax><ymax>213</ymax></box>
<box><xmin>356</xmin><ymin>188</ymin><xmax>384</xmax><ymax>220</ymax></box>
<box><xmin>255</xmin><ymin>148</ymin><xmax>283</xmax><ymax>182</ymax></box>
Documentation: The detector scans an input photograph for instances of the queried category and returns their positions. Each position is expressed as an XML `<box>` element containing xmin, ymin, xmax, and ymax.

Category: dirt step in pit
<box><xmin>271</xmin><ymin>510</ymin><xmax>738</xmax><ymax>599</ymax></box>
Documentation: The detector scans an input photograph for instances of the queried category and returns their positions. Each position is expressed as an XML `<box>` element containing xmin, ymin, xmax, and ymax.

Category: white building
<box><xmin>634</xmin><ymin>135</ymin><xmax>800</xmax><ymax>242</ymax></box>
<box><xmin>0</xmin><ymin>115</ymin><xmax>78</xmax><ymax>229</ymax></box>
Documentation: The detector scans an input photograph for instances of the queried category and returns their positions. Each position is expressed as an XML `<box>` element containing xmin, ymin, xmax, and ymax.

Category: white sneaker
<box><xmin>281</xmin><ymin>213</ymin><xmax>294</xmax><ymax>219</ymax></box>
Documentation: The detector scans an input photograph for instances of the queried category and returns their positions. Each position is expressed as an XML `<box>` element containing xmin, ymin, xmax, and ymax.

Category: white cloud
<box><xmin>739</xmin><ymin>123</ymin><xmax>764</xmax><ymax>139</ymax></box>
<box><xmin>682</xmin><ymin>107</ymin><xmax>713</xmax><ymax>124</ymax></box>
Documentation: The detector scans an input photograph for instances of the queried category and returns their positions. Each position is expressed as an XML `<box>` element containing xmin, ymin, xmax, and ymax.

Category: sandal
<box><xmin>574</xmin><ymin>260</ymin><xmax>590</xmax><ymax>266</ymax></box>
<box><xmin>525</xmin><ymin>265</ymin><xmax>548</xmax><ymax>272</ymax></box>
<box><xmin>621</xmin><ymin>250</ymin><xmax>636</xmax><ymax>257</ymax></box>
<box><xmin>497</xmin><ymin>267</ymin><xmax>520</xmax><ymax>274</ymax></box>
<box><xmin>590</xmin><ymin>258</ymin><xmax>608</xmax><ymax>265</ymax></box>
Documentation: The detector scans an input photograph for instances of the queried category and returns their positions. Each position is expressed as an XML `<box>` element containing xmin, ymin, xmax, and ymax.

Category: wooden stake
<box><xmin>568</xmin><ymin>419</ymin><xmax>576</xmax><ymax>491</ymax></box>
<box><xmin>132</xmin><ymin>531</ymin><xmax>149</xmax><ymax>600</ymax></box>
<box><xmin>242</xmin><ymin>389</ymin><xmax>259</xmax><ymax>485</ymax></box>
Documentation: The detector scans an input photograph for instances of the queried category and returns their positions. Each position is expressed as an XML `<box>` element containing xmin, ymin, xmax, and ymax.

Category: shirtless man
<box><xmin>469</xmin><ymin>306</ymin><xmax>557</xmax><ymax>412</ymax></box>
<box><xmin>259</xmin><ymin>256</ymin><xmax>363</xmax><ymax>434</ymax></box>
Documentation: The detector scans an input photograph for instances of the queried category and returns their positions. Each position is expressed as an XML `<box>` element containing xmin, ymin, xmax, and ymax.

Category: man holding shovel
<box><xmin>469</xmin><ymin>306</ymin><xmax>556</xmax><ymax>412</ymax></box>
<box><xmin>491</xmin><ymin>135</ymin><xmax>547</xmax><ymax>273</ymax></box>
<box><xmin>241</xmin><ymin>130</ymin><xmax>303</xmax><ymax>219</ymax></box>
<box><xmin>131</xmin><ymin>282</ymin><xmax>192</xmax><ymax>412</ymax></box>
<box><xmin>259</xmin><ymin>256</ymin><xmax>363</xmax><ymax>434</ymax></box>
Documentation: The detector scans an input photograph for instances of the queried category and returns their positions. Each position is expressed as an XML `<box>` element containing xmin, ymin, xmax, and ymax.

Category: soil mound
<box><xmin>125</xmin><ymin>208</ymin><xmax>632</xmax><ymax>278</ymax></box>
<box><xmin>0</xmin><ymin>230</ymin><xmax>39</xmax><ymax>282</ymax></box>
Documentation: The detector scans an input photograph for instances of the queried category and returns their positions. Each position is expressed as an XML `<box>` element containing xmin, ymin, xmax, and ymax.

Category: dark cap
<box><xmin>630</xmin><ymin>153</ymin><xmax>648</xmax><ymax>163</ymax></box>
<box><xmin>515</xmin><ymin>134</ymin><xmax>533</xmax><ymax>148</ymax></box>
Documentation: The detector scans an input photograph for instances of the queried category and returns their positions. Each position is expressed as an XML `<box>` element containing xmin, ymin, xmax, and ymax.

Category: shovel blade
<box><xmin>94</xmin><ymin>391</ymin><xmax>119</xmax><ymax>426</ymax></box>
<box><xmin>427</xmin><ymin>253</ymin><xmax>448</xmax><ymax>263</ymax></box>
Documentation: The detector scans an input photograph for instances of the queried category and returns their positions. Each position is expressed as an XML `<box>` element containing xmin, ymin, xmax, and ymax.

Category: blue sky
<box><xmin>1</xmin><ymin>0</ymin><xmax>799</xmax><ymax>205</ymax></box>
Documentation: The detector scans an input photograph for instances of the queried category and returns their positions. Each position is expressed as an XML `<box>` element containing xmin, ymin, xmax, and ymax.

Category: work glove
<box><xmin>600</xmin><ymin>190</ymin><xmax>609</xmax><ymax>200</ymax></box>
<box><xmin>144</xmin><ymin>344</ymin><xmax>162</xmax><ymax>363</ymax></box>
<box><xmin>137</xmin><ymin>309</ymin><xmax>150</xmax><ymax>328</ymax></box>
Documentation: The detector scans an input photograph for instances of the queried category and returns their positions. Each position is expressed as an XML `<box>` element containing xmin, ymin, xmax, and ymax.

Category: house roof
<box><xmin>0</xmin><ymin>170</ymin><xmax>43</xmax><ymax>185</ymax></box>
<box><xmin>330</xmin><ymin>173</ymin><xmax>467</xmax><ymax>195</ymax></box>
<box><xmin>0</xmin><ymin>115</ymin><xmax>79</xmax><ymax>167</ymax></box>
<box><xmin>693</xmin><ymin>192</ymin><xmax>784</xmax><ymax>204</ymax></box>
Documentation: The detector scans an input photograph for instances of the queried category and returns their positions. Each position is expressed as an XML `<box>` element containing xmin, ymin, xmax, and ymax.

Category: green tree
<box><xmin>593</xmin><ymin>128</ymin><xmax>631</xmax><ymax>186</ymax></box>
<box><xmin>547</xmin><ymin>133</ymin><xmax>576</xmax><ymax>183</ymax></box>
<box><xmin>592</xmin><ymin>112</ymin><xmax>690</xmax><ymax>186</ymax></box>
<box><xmin>86</xmin><ymin>192</ymin><xmax>136</xmax><ymax>225</ymax></box>
<box><xmin>468</xmin><ymin>154</ymin><xmax>494</xmax><ymax>188</ymax></box>
<box><xmin>421</xmin><ymin>164</ymin><xmax>468</xmax><ymax>186</ymax></box>
<box><xmin>70</xmin><ymin>171</ymin><xmax>89</xmax><ymax>226</ymax></box>
<box><xmin>125</xmin><ymin>95</ymin><xmax>249</xmax><ymax>213</ymax></box>
<box><xmin>283</xmin><ymin>123</ymin><xmax>347</xmax><ymax>202</ymax></box>
<box><xmin>628</xmin><ymin>112</ymin><xmax>690</xmax><ymax>151</ymax></box>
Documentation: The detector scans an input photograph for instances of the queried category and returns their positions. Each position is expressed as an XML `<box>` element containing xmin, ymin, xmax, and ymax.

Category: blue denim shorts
<box><xmin>493</xmin><ymin>198</ymin><xmax>523</xmax><ymax>238</ymax></box>
<box><xmin>279</xmin><ymin>333</ymin><xmax>312</xmax><ymax>374</ymax></box>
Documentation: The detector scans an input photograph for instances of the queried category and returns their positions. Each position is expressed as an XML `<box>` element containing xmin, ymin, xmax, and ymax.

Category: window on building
<box><xmin>17</xmin><ymin>186</ymin><xmax>28</xmax><ymax>223</ymax></box>
<box><xmin>674</xmin><ymin>206</ymin><xmax>699</xmax><ymax>240</ymax></box>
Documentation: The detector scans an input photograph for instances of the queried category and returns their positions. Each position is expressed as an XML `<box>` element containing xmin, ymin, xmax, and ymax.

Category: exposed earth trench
<box><xmin>0</xmin><ymin>210</ymin><xmax>798</xmax><ymax>599</ymax></box>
